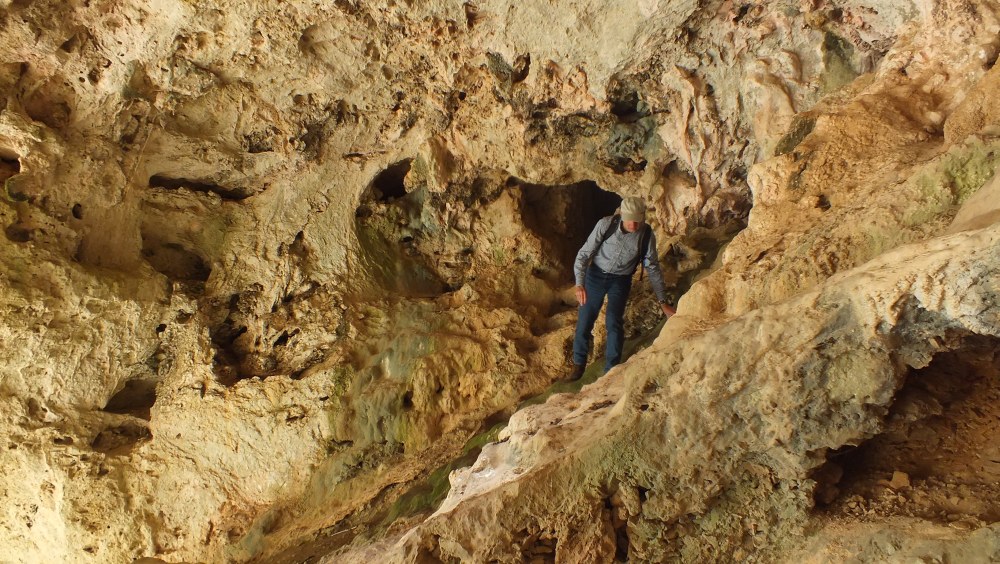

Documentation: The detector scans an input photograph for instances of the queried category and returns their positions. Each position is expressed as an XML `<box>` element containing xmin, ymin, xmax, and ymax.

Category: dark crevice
<box><xmin>815</xmin><ymin>335</ymin><xmax>1000</xmax><ymax>524</ymax></box>
<box><xmin>211</xmin><ymin>323</ymin><xmax>249</xmax><ymax>386</ymax></box>
<box><xmin>273</xmin><ymin>330</ymin><xmax>291</xmax><ymax>347</ymax></box>
<box><xmin>369</xmin><ymin>160</ymin><xmax>411</xmax><ymax>201</ymax></box>
<box><xmin>104</xmin><ymin>378</ymin><xmax>157</xmax><ymax>420</ymax></box>
<box><xmin>607</xmin><ymin>79</ymin><xmax>650</xmax><ymax>123</ymax></box>
<box><xmin>355</xmin><ymin>175</ymin><xmax>449</xmax><ymax>298</ymax></box>
<box><xmin>5</xmin><ymin>223</ymin><xmax>32</xmax><ymax>243</ymax></box>
<box><xmin>512</xmin><ymin>54</ymin><xmax>531</xmax><ymax>83</ymax></box>
<box><xmin>24</xmin><ymin>99</ymin><xmax>72</xmax><ymax>129</ymax></box>
<box><xmin>149</xmin><ymin>174</ymin><xmax>252</xmax><ymax>201</ymax></box>
<box><xmin>141</xmin><ymin>240</ymin><xmax>211</xmax><ymax>282</ymax></box>
<box><xmin>0</xmin><ymin>153</ymin><xmax>20</xmax><ymax>184</ymax></box>
<box><xmin>208</xmin><ymin>288</ymin><xmax>291</xmax><ymax>387</ymax></box>
<box><xmin>91</xmin><ymin>421</ymin><xmax>151</xmax><ymax>455</ymax></box>
<box><xmin>463</xmin><ymin>2</ymin><xmax>480</xmax><ymax>29</ymax></box>
<box><xmin>612</xmin><ymin>501</ymin><xmax>631</xmax><ymax>561</ymax></box>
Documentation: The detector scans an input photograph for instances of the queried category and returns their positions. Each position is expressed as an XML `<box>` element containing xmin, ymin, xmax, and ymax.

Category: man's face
<box><xmin>623</xmin><ymin>220</ymin><xmax>642</xmax><ymax>233</ymax></box>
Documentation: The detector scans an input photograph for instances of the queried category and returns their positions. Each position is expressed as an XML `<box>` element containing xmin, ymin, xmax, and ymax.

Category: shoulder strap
<box><xmin>638</xmin><ymin>225</ymin><xmax>652</xmax><ymax>280</ymax></box>
<box><xmin>598</xmin><ymin>215</ymin><xmax>620</xmax><ymax>248</ymax></box>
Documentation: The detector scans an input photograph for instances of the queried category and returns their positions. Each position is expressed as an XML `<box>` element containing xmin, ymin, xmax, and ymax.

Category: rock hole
<box><xmin>402</xmin><ymin>391</ymin><xmax>414</xmax><ymax>410</ymax></box>
<box><xmin>368</xmin><ymin>159</ymin><xmax>412</xmax><ymax>201</ymax></box>
<box><xmin>816</xmin><ymin>335</ymin><xmax>1000</xmax><ymax>524</ymax></box>
<box><xmin>104</xmin><ymin>378</ymin><xmax>158</xmax><ymax>420</ymax></box>
<box><xmin>0</xmin><ymin>151</ymin><xmax>21</xmax><ymax>185</ymax></box>
<box><xmin>59</xmin><ymin>35</ymin><xmax>79</xmax><ymax>52</ymax></box>
<box><xmin>4</xmin><ymin>223</ymin><xmax>32</xmax><ymax>243</ymax></box>
<box><xmin>735</xmin><ymin>4</ymin><xmax>751</xmax><ymax>22</ymax></box>
<box><xmin>606</xmin><ymin>79</ymin><xmax>649</xmax><ymax>122</ymax></box>
<box><xmin>148</xmin><ymin>174</ymin><xmax>251</xmax><ymax>201</ymax></box>
<box><xmin>24</xmin><ymin>94</ymin><xmax>72</xmax><ymax>129</ymax></box>
<box><xmin>987</xmin><ymin>50</ymin><xmax>999</xmax><ymax>70</ymax></box>
<box><xmin>273</xmin><ymin>331</ymin><xmax>290</xmax><ymax>347</ymax></box>
<box><xmin>211</xmin><ymin>322</ymin><xmax>248</xmax><ymax>386</ymax></box>
<box><xmin>141</xmin><ymin>239</ymin><xmax>211</xmax><ymax>282</ymax></box>
<box><xmin>612</xmin><ymin>503</ymin><xmax>631</xmax><ymax>561</ymax></box>
<box><xmin>816</xmin><ymin>194</ymin><xmax>831</xmax><ymax>210</ymax></box>
<box><xmin>71</xmin><ymin>203</ymin><xmax>83</xmax><ymax>219</ymax></box>
<box><xmin>463</xmin><ymin>2</ymin><xmax>480</xmax><ymax>28</ymax></box>
<box><xmin>512</xmin><ymin>54</ymin><xmax>531</xmax><ymax>83</ymax></box>
<box><xmin>91</xmin><ymin>421</ymin><xmax>152</xmax><ymax>455</ymax></box>
<box><xmin>354</xmin><ymin>178</ymin><xmax>448</xmax><ymax>298</ymax></box>
<box><xmin>156</xmin><ymin>324</ymin><xmax>167</xmax><ymax>333</ymax></box>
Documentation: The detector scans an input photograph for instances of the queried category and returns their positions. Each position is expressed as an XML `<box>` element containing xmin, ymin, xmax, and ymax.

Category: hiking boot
<box><xmin>568</xmin><ymin>363</ymin><xmax>586</xmax><ymax>381</ymax></box>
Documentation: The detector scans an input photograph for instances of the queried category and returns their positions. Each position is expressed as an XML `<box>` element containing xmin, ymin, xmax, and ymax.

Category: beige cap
<box><xmin>620</xmin><ymin>196</ymin><xmax>646</xmax><ymax>222</ymax></box>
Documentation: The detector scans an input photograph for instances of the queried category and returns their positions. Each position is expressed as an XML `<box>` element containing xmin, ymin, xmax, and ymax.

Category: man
<box><xmin>569</xmin><ymin>196</ymin><xmax>675</xmax><ymax>380</ymax></box>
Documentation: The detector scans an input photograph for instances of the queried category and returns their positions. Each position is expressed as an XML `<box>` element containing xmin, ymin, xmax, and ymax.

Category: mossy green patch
<box><xmin>860</xmin><ymin>225</ymin><xmax>901</xmax><ymax>258</ymax></box>
<box><xmin>774</xmin><ymin>115</ymin><xmax>817</xmax><ymax>157</ymax></box>
<box><xmin>820</xmin><ymin>32</ymin><xmax>858</xmax><ymax>94</ymax></box>
<box><xmin>905</xmin><ymin>138</ymin><xmax>1000</xmax><ymax>226</ymax></box>
<box><xmin>377</xmin><ymin>423</ymin><xmax>501</xmax><ymax>529</ymax></box>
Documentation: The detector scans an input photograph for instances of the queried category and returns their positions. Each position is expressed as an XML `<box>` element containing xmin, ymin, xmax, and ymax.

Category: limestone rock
<box><xmin>1</xmin><ymin>0</ymin><xmax>1000</xmax><ymax>563</ymax></box>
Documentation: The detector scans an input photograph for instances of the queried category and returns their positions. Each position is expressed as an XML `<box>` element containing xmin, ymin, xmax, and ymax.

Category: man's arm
<box><xmin>574</xmin><ymin>217</ymin><xmax>611</xmax><ymax>287</ymax></box>
<box><xmin>642</xmin><ymin>232</ymin><xmax>676</xmax><ymax>317</ymax></box>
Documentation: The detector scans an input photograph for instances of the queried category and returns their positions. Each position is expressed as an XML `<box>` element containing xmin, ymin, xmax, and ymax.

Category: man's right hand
<box><xmin>575</xmin><ymin>285</ymin><xmax>587</xmax><ymax>306</ymax></box>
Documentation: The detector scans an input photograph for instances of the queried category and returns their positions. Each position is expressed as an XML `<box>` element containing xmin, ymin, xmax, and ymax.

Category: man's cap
<box><xmin>620</xmin><ymin>197</ymin><xmax>646</xmax><ymax>222</ymax></box>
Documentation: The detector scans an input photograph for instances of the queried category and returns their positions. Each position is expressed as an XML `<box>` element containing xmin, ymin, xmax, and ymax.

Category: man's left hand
<box><xmin>661</xmin><ymin>303</ymin><xmax>676</xmax><ymax>318</ymax></box>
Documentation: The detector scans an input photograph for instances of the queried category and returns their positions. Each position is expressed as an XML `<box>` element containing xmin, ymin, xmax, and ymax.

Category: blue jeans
<box><xmin>573</xmin><ymin>265</ymin><xmax>633</xmax><ymax>372</ymax></box>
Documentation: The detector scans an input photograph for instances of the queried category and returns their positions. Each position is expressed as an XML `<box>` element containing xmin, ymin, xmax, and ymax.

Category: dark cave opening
<box><xmin>518</xmin><ymin>179</ymin><xmax>621</xmax><ymax>284</ymax></box>
<box><xmin>369</xmin><ymin>159</ymin><xmax>412</xmax><ymax>201</ymax></box>
<box><xmin>813</xmin><ymin>334</ymin><xmax>1000</xmax><ymax>524</ymax></box>
<box><xmin>103</xmin><ymin>378</ymin><xmax>157</xmax><ymax>420</ymax></box>
<box><xmin>0</xmin><ymin>151</ymin><xmax>20</xmax><ymax>184</ymax></box>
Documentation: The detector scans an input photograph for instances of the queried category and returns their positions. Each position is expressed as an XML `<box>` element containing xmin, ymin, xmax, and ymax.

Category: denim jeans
<box><xmin>572</xmin><ymin>264</ymin><xmax>633</xmax><ymax>372</ymax></box>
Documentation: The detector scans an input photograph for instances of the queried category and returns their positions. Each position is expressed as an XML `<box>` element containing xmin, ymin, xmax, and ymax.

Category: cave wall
<box><xmin>2</xmin><ymin>0</ymin><xmax>999</xmax><ymax>563</ymax></box>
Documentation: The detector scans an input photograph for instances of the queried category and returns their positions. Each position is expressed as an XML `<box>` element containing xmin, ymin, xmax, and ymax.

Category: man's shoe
<box><xmin>568</xmin><ymin>364</ymin><xmax>586</xmax><ymax>381</ymax></box>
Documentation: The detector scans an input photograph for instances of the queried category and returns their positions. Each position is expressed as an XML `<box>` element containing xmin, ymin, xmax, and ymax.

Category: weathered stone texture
<box><xmin>2</xmin><ymin>0</ymin><xmax>1000</xmax><ymax>562</ymax></box>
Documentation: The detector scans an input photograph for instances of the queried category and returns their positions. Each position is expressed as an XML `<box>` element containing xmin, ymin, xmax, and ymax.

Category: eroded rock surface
<box><xmin>1</xmin><ymin>0</ymin><xmax>999</xmax><ymax>563</ymax></box>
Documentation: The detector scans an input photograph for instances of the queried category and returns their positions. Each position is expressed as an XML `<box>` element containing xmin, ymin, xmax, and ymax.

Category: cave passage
<box><xmin>518</xmin><ymin>179</ymin><xmax>622</xmax><ymax>283</ymax></box>
<box><xmin>814</xmin><ymin>334</ymin><xmax>1000</xmax><ymax>524</ymax></box>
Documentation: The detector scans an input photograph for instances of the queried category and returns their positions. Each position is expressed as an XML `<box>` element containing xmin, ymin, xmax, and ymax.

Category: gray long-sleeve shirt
<box><xmin>573</xmin><ymin>216</ymin><xmax>669</xmax><ymax>303</ymax></box>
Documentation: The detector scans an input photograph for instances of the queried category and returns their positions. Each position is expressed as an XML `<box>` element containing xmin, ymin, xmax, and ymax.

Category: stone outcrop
<box><xmin>1</xmin><ymin>0</ymin><xmax>999</xmax><ymax>563</ymax></box>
